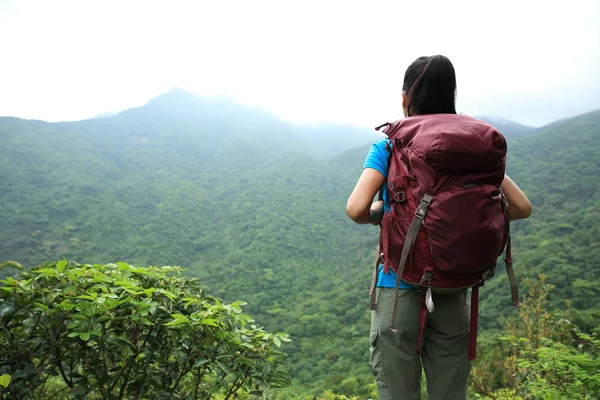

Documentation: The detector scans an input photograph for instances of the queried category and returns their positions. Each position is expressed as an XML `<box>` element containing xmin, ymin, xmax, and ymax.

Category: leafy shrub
<box><xmin>0</xmin><ymin>260</ymin><xmax>290</xmax><ymax>399</ymax></box>
<box><xmin>471</xmin><ymin>275</ymin><xmax>600</xmax><ymax>399</ymax></box>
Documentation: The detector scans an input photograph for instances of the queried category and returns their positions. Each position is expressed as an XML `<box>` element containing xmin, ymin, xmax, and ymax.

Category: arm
<box><xmin>370</xmin><ymin>200</ymin><xmax>384</xmax><ymax>225</ymax></box>
<box><xmin>346</xmin><ymin>168</ymin><xmax>385</xmax><ymax>225</ymax></box>
<box><xmin>501</xmin><ymin>175</ymin><xmax>532</xmax><ymax>221</ymax></box>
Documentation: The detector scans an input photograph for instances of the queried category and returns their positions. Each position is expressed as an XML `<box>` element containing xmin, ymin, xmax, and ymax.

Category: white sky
<box><xmin>0</xmin><ymin>0</ymin><xmax>599</xmax><ymax>127</ymax></box>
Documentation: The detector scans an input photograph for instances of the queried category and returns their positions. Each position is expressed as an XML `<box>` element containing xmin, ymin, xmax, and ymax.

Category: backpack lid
<box><xmin>383</xmin><ymin>114</ymin><xmax>506</xmax><ymax>173</ymax></box>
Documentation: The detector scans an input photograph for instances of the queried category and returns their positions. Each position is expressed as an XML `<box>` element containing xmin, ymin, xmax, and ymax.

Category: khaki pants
<box><xmin>370</xmin><ymin>288</ymin><xmax>471</xmax><ymax>400</ymax></box>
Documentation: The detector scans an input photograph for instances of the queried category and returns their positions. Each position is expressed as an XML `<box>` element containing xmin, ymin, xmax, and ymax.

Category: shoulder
<box><xmin>363</xmin><ymin>139</ymin><xmax>391</xmax><ymax>177</ymax></box>
<box><xmin>368</xmin><ymin>139</ymin><xmax>390</xmax><ymax>156</ymax></box>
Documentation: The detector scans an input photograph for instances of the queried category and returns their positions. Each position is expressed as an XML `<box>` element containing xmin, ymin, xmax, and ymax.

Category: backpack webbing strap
<box><xmin>415</xmin><ymin>293</ymin><xmax>429</xmax><ymax>357</ymax></box>
<box><xmin>504</xmin><ymin>236</ymin><xmax>521</xmax><ymax>307</ymax></box>
<box><xmin>468</xmin><ymin>285</ymin><xmax>480</xmax><ymax>360</ymax></box>
<box><xmin>501</xmin><ymin>194</ymin><xmax>520</xmax><ymax>308</ymax></box>
<box><xmin>369</xmin><ymin>244</ymin><xmax>383</xmax><ymax>310</ymax></box>
<box><xmin>390</xmin><ymin>194</ymin><xmax>432</xmax><ymax>331</ymax></box>
<box><xmin>370</xmin><ymin>177</ymin><xmax>386</xmax><ymax>310</ymax></box>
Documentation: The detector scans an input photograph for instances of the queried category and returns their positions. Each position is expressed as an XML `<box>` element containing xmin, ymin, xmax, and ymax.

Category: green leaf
<box><xmin>0</xmin><ymin>374</ymin><xmax>11</xmax><ymax>388</ymax></box>
<box><xmin>117</xmin><ymin>337</ymin><xmax>136</xmax><ymax>349</ymax></box>
<box><xmin>11</xmin><ymin>368</ymin><xmax>38</xmax><ymax>379</ymax></box>
<box><xmin>216</xmin><ymin>361</ymin><xmax>230</xmax><ymax>374</ymax></box>
<box><xmin>164</xmin><ymin>314</ymin><xmax>190</xmax><ymax>326</ymax></box>
<box><xmin>114</xmin><ymin>280</ymin><xmax>134</xmax><ymax>287</ymax></box>
<box><xmin>56</xmin><ymin>259</ymin><xmax>68</xmax><ymax>273</ymax></box>
<box><xmin>0</xmin><ymin>261</ymin><xmax>23</xmax><ymax>272</ymax></box>
<box><xmin>194</xmin><ymin>358</ymin><xmax>209</xmax><ymax>367</ymax></box>
<box><xmin>200</xmin><ymin>318</ymin><xmax>218</xmax><ymax>327</ymax></box>
<box><xmin>164</xmin><ymin>320</ymin><xmax>185</xmax><ymax>327</ymax></box>
<box><xmin>34</xmin><ymin>302</ymin><xmax>49</xmax><ymax>312</ymax></box>
<box><xmin>239</xmin><ymin>314</ymin><xmax>255</xmax><ymax>323</ymax></box>
<box><xmin>91</xmin><ymin>276</ymin><xmax>110</xmax><ymax>285</ymax></box>
<box><xmin>172</xmin><ymin>314</ymin><xmax>190</xmax><ymax>322</ymax></box>
<box><xmin>162</xmin><ymin>290</ymin><xmax>177</xmax><ymax>301</ymax></box>
<box><xmin>35</xmin><ymin>268</ymin><xmax>59</xmax><ymax>277</ymax></box>
<box><xmin>63</xmin><ymin>285</ymin><xmax>77</xmax><ymax>293</ymax></box>
<box><xmin>276</xmin><ymin>332</ymin><xmax>292</xmax><ymax>342</ymax></box>
<box><xmin>90</xmin><ymin>328</ymin><xmax>102</xmax><ymax>336</ymax></box>
<box><xmin>79</xmin><ymin>332</ymin><xmax>91</xmax><ymax>341</ymax></box>
<box><xmin>273</xmin><ymin>336</ymin><xmax>282</xmax><ymax>347</ymax></box>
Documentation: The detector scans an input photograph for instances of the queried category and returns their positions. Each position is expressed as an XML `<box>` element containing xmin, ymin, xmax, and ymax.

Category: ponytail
<box><xmin>403</xmin><ymin>55</ymin><xmax>457</xmax><ymax>116</ymax></box>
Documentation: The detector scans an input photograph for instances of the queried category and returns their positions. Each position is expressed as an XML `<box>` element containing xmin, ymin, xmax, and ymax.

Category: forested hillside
<box><xmin>476</xmin><ymin>117</ymin><xmax>534</xmax><ymax>139</ymax></box>
<box><xmin>506</xmin><ymin>111</ymin><xmax>600</xmax><ymax>329</ymax></box>
<box><xmin>1</xmin><ymin>90</ymin><xmax>598</xmax><ymax>396</ymax></box>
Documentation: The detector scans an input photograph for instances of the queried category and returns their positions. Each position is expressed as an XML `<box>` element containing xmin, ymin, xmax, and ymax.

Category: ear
<box><xmin>402</xmin><ymin>91</ymin><xmax>409</xmax><ymax>117</ymax></box>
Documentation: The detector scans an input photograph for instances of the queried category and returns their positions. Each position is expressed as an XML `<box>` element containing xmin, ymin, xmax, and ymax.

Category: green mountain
<box><xmin>1</xmin><ymin>90</ymin><xmax>598</xmax><ymax>395</ymax></box>
<box><xmin>503</xmin><ymin>110</ymin><xmax>600</xmax><ymax>328</ymax></box>
<box><xmin>477</xmin><ymin>116</ymin><xmax>535</xmax><ymax>139</ymax></box>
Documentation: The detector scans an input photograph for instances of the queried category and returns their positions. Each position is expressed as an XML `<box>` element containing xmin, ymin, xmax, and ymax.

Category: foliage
<box><xmin>0</xmin><ymin>260</ymin><xmax>289</xmax><ymax>399</ymax></box>
<box><xmin>0</xmin><ymin>90</ymin><xmax>599</xmax><ymax>396</ymax></box>
<box><xmin>0</xmin><ymin>91</ymin><xmax>379</xmax><ymax>396</ymax></box>
<box><xmin>471</xmin><ymin>275</ymin><xmax>600</xmax><ymax>399</ymax></box>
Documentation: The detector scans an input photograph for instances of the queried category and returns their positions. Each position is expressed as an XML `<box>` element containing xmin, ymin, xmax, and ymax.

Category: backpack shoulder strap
<box><xmin>377</xmin><ymin>140</ymin><xmax>392</xmax><ymax>203</ymax></box>
<box><xmin>390</xmin><ymin>194</ymin><xmax>433</xmax><ymax>331</ymax></box>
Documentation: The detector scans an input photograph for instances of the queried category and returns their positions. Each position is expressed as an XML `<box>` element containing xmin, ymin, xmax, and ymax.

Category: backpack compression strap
<box><xmin>469</xmin><ymin>236</ymin><xmax>519</xmax><ymax>360</ymax></box>
<box><xmin>369</xmin><ymin>244</ymin><xmax>383</xmax><ymax>310</ymax></box>
<box><xmin>505</xmin><ymin>236</ymin><xmax>520</xmax><ymax>307</ymax></box>
<box><xmin>467</xmin><ymin>204</ymin><xmax>520</xmax><ymax>360</ymax></box>
<box><xmin>469</xmin><ymin>285</ymin><xmax>480</xmax><ymax>360</ymax></box>
<box><xmin>390</xmin><ymin>194</ymin><xmax>432</xmax><ymax>332</ymax></box>
<box><xmin>501</xmin><ymin>194</ymin><xmax>520</xmax><ymax>308</ymax></box>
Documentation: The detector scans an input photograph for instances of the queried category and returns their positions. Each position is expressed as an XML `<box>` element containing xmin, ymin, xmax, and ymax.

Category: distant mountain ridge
<box><xmin>87</xmin><ymin>88</ymin><xmax>382</xmax><ymax>159</ymax></box>
<box><xmin>475</xmin><ymin>115</ymin><xmax>535</xmax><ymax>139</ymax></box>
<box><xmin>90</xmin><ymin>111</ymin><xmax>120</xmax><ymax>120</ymax></box>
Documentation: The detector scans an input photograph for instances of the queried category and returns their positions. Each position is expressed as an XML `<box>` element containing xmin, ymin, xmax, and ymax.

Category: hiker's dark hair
<box><xmin>402</xmin><ymin>55</ymin><xmax>457</xmax><ymax>116</ymax></box>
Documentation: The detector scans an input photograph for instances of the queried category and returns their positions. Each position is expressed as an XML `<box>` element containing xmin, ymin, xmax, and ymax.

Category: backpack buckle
<box><xmin>414</xmin><ymin>194</ymin><xmax>432</xmax><ymax>219</ymax></box>
<box><xmin>393</xmin><ymin>191</ymin><xmax>406</xmax><ymax>203</ymax></box>
<box><xmin>419</xmin><ymin>272</ymin><xmax>433</xmax><ymax>292</ymax></box>
<box><xmin>482</xmin><ymin>268</ymin><xmax>495</xmax><ymax>282</ymax></box>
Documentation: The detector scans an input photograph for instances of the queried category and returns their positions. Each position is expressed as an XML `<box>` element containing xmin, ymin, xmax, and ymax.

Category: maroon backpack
<box><xmin>369</xmin><ymin>114</ymin><xmax>520</xmax><ymax>360</ymax></box>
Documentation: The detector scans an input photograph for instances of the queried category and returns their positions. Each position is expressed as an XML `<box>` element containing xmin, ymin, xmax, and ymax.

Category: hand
<box><xmin>369</xmin><ymin>200</ymin><xmax>384</xmax><ymax>226</ymax></box>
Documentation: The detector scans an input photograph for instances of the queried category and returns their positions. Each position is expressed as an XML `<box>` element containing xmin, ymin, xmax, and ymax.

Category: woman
<box><xmin>346</xmin><ymin>55</ymin><xmax>532</xmax><ymax>400</ymax></box>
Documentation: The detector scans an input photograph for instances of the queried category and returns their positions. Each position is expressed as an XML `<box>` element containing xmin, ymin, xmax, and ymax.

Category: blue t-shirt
<box><xmin>363</xmin><ymin>139</ymin><xmax>415</xmax><ymax>290</ymax></box>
